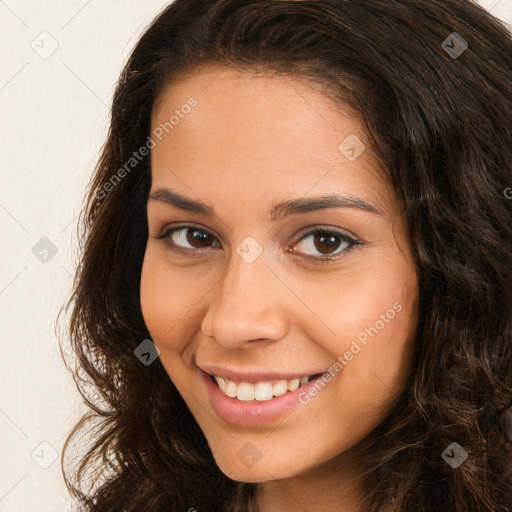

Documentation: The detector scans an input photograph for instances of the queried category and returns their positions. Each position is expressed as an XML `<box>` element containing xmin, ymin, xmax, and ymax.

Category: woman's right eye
<box><xmin>154</xmin><ymin>225</ymin><xmax>221</xmax><ymax>254</ymax></box>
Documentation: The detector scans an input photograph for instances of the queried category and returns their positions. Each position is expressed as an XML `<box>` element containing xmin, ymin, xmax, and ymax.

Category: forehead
<box><xmin>152</xmin><ymin>66</ymin><xmax>359</xmax><ymax>153</ymax></box>
<box><xmin>150</xmin><ymin>66</ymin><xmax>395</xmax><ymax>217</ymax></box>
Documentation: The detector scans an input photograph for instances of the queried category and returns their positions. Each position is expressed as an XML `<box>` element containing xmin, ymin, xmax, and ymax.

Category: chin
<box><xmin>212</xmin><ymin>449</ymin><xmax>311</xmax><ymax>483</ymax></box>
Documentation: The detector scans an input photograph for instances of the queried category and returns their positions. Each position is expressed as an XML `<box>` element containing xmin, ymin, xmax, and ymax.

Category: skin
<box><xmin>140</xmin><ymin>66</ymin><xmax>418</xmax><ymax>512</ymax></box>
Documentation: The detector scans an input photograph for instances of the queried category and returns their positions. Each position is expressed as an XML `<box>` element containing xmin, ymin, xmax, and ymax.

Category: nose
<box><xmin>200</xmin><ymin>248</ymin><xmax>291</xmax><ymax>349</ymax></box>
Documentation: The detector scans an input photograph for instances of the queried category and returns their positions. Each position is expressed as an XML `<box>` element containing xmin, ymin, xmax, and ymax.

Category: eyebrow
<box><xmin>148</xmin><ymin>187</ymin><xmax>383</xmax><ymax>220</ymax></box>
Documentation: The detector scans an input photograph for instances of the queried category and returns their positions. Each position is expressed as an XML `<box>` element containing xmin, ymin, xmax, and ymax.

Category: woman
<box><xmin>60</xmin><ymin>1</ymin><xmax>512</xmax><ymax>510</ymax></box>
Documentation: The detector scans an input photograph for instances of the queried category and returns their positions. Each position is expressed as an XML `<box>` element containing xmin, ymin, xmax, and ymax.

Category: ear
<box><xmin>494</xmin><ymin>404</ymin><xmax>512</xmax><ymax>442</ymax></box>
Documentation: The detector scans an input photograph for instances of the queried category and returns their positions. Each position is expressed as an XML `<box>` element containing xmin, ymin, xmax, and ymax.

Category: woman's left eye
<box><xmin>154</xmin><ymin>225</ymin><xmax>361</xmax><ymax>261</ymax></box>
<box><xmin>291</xmin><ymin>228</ymin><xmax>361</xmax><ymax>260</ymax></box>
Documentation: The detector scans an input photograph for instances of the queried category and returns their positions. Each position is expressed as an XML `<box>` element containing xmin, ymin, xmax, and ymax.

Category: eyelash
<box><xmin>153</xmin><ymin>224</ymin><xmax>363</xmax><ymax>263</ymax></box>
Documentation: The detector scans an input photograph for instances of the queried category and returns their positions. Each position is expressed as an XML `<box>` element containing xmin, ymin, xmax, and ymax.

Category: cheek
<box><xmin>292</xmin><ymin>253</ymin><xmax>417</xmax><ymax>391</ymax></box>
<box><xmin>294</xmin><ymin>259</ymin><xmax>415</xmax><ymax>344</ymax></box>
<box><xmin>140</xmin><ymin>254</ymin><xmax>168</xmax><ymax>336</ymax></box>
<box><xmin>140</xmin><ymin>251</ymin><xmax>198</xmax><ymax>349</ymax></box>
<box><xmin>140</xmin><ymin>253</ymin><xmax>203</xmax><ymax>386</ymax></box>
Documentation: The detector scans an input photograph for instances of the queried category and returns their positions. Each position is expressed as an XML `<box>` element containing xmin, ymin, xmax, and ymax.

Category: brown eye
<box><xmin>293</xmin><ymin>229</ymin><xmax>358</xmax><ymax>259</ymax></box>
<box><xmin>155</xmin><ymin>226</ymin><xmax>220</xmax><ymax>252</ymax></box>
<box><xmin>184</xmin><ymin>228</ymin><xmax>215</xmax><ymax>248</ymax></box>
<box><xmin>312</xmin><ymin>232</ymin><xmax>343</xmax><ymax>254</ymax></box>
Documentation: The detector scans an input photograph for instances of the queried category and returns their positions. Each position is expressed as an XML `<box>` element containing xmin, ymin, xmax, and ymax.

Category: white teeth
<box><xmin>237</xmin><ymin>382</ymin><xmax>254</xmax><ymax>401</ymax></box>
<box><xmin>216</xmin><ymin>376</ymin><xmax>226</xmax><ymax>393</ymax></box>
<box><xmin>254</xmin><ymin>382</ymin><xmax>273</xmax><ymax>401</ymax></box>
<box><xmin>213</xmin><ymin>374</ymin><xmax>314</xmax><ymax>401</ymax></box>
<box><xmin>287</xmin><ymin>378</ymin><xmax>300</xmax><ymax>391</ymax></box>
<box><xmin>225</xmin><ymin>379</ymin><xmax>238</xmax><ymax>398</ymax></box>
<box><xmin>272</xmin><ymin>380</ymin><xmax>288</xmax><ymax>397</ymax></box>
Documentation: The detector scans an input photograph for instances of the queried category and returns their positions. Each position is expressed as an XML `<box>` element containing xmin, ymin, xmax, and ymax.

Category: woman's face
<box><xmin>140</xmin><ymin>66</ymin><xmax>418</xmax><ymax>483</ymax></box>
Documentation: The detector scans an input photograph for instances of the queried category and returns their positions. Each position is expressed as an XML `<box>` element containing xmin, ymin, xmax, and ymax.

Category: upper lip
<box><xmin>198</xmin><ymin>364</ymin><xmax>325</xmax><ymax>383</ymax></box>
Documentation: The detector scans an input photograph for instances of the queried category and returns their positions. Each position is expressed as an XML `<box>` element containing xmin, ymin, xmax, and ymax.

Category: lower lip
<box><xmin>200</xmin><ymin>370</ymin><xmax>325</xmax><ymax>427</ymax></box>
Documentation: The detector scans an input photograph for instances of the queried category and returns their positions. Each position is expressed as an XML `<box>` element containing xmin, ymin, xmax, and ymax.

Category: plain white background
<box><xmin>0</xmin><ymin>1</ymin><xmax>510</xmax><ymax>510</ymax></box>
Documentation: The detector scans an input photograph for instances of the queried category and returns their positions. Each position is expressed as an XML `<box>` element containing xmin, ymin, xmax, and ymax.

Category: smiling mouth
<box><xmin>207</xmin><ymin>373</ymin><xmax>325</xmax><ymax>401</ymax></box>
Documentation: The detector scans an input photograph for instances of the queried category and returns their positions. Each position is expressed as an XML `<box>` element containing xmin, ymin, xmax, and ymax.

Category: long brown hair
<box><xmin>59</xmin><ymin>1</ymin><xmax>512</xmax><ymax>510</ymax></box>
